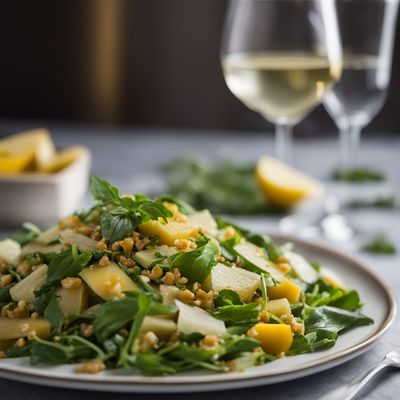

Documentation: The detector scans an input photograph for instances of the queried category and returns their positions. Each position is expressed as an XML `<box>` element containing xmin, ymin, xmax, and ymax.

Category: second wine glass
<box><xmin>221</xmin><ymin>0</ymin><xmax>342</xmax><ymax>164</ymax></box>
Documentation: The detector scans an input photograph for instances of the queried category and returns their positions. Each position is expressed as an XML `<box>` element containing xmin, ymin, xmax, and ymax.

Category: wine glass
<box><xmin>324</xmin><ymin>0</ymin><xmax>399</xmax><ymax>170</ymax></box>
<box><xmin>221</xmin><ymin>0</ymin><xmax>342</xmax><ymax>164</ymax></box>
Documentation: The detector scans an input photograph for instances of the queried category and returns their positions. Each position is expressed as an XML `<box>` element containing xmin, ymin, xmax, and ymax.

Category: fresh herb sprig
<box><xmin>332</xmin><ymin>167</ymin><xmax>385</xmax><ymax>183</ymax></box>
<box><xmin>361</xmin><ymin>234</ymin><xmax>396</xmax><ymax>255</ymax></box>
<box><xmin>90</xmin><ymin>176</ymin><xmax>173</xmax><ymax>243</ymax></box>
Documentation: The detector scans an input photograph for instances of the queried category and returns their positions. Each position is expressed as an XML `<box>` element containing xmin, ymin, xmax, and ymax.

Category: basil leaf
<box><xmin>222</xmin><ymin>336</ymin><xmax>261</xmax><ymax>360</ymax></box>
<box><xmin>90</xmin><ymin>175</ymin><xmax>120</xmax><ymax>205</ymax></box>
<box><xmin>100</xmin><ymin>209</ymin><xmax>138</xmax><ymax>243</ymax></box>
<box><xmin>169</xmin><ymin>242</ymin><xmax>218</xmax><ymax>283</ymax></box>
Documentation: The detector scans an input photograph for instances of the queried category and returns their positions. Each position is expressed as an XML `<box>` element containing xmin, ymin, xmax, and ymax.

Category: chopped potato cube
<box><xmin>56</xmin><ymin>284</ymin><xmax>88</xmax><ymax>316</ymax></box>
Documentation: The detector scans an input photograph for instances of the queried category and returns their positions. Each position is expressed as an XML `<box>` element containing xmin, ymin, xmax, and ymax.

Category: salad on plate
<box><xmin>0</xmin><ymin>176</ymin><xmax>373</xmax><ymax>375</ymax></box>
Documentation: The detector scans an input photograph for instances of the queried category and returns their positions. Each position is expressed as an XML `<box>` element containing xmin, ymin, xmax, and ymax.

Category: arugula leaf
<box><xmin>136</xmin><ymin>353</ymin><xmax>177</xmax><ymax>375</ymax></box>
<box><xmin>43</xmin><ymin>292</ymin><xmax>65</xmax><ymax>328</ymax></box>
<box><xmin>46</xmin><ymin>247</ymin><xmax>92</xmax><ymax>285</ymax></box>
<box><xmin>93</xmin><ymin>293</ymin><xmax>139</xmax><ymax>342</ymax></box>
<box><xmin>0</xmin><ymin>283</ymin><xmax>14</xmax><ymax>303</ymax></box>
<box><xmin>30</xmin><ymin>335</ymin><xmax>100</xmax><ymax>365</ymax></box>
<box><xmin>214</xmin><ymin>289</ymin><xmax>242</xmax><ymax>307</ymax></box>
<box><xmin>10</xmin><ymin>222</ymin><xmax>40</xmax><ymax>246</ymax></box>
<box><xmin>361</xmin><ymin>234</ymin><xmax>396</xmax><ymax>255</ymax></box>
<box><xmin>169</xmin><ymin>241</ymin><xmax>218</xmax><ymax>283</ymax></box>
<box><xmin>222</xmin><ymin>336</ymin><xmax>261</xmax><ymax>360</ymax></box>
<box><xmin>305</xmin><ymin>280</ymin><xmax>361</xmax><ymax>311</ymax></box>
<box><xmin>305</xmin><ymin>306</ymin><xmax>373</xmax><ymax>335</ymax></box>
<box><xmin>212</xmin><ymin>302</ymin><xmax>259</xmax><ymax>325</ymax></box>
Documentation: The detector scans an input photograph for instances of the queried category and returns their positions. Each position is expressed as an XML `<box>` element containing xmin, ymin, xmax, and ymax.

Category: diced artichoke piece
<box><xmin>133</xmin><ymin>245</ymin><xmax>178</xmax><ymax>269</ymax></box>
<box><xmin>0</xmin><ymin>317</ymin><xmax>51</xmax><ymax>340</ymax></box>
<box><xmin>79</xmin><ymin>261</ymin><xmax>138</xmax><ymax>300</ymax></box>
<box><xmin>10</xmin><ymin>264</ymin><xmax>48</xmax><ymax>303</ymax></box>
<box><xmin>211</xmin><ymin>263</ymin><xmax>260</xmax><ymax>302</ymax></box>
<box><xmin>55</xmin><ymin>284</ymin><xmax>88</xmax><ymax>316</ymax></box>
<box><xmin>59</xmin><ymin>229</ymin><xmax>98</xmax><ymax>252</ymax></box>
<box><xmin>159</xmin><ymin>284</ymin><xmax>180</xmax><ymax>305</ymax></box>
<box><xmin>284</xmin><ymin>251</ymin><xmax>317</xmax><ymax>284</ymax></box>
<box><xmin>140</xmin><ymin>316</ymin><xmax>177</xmax><ymax>340</ymax></box>
<box><xmin>187</xmin><ymin>210</ymin><xmax>218</xmax><ymax>235</ymax></box>
<box><xmin>234</xmin><ymin>240</ymin><xmax>285</xmax><ymax>281</ymax></box>
<box><xmin>176</xmin><ymin>300</ymin><xmax>226</xmax><ymax>336</ymax></box>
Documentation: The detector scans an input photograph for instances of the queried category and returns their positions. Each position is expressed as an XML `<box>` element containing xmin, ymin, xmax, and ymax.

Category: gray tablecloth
<box><xmin>0</xmin><ymin>124</ymin><xmax>399</xmax><ymax>400</ymax></box>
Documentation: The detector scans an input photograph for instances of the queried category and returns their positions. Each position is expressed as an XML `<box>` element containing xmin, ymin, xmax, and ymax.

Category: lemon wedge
<box><xmin>0</xmin><ymin>129</ymin><xmax>56</xmax><ymax>173</ymax></box>
<box><xmin>42</xmin><ymin>146</ymin><xmax>86</xmax><ymax>173</ymax></box>
<box><xmin>256</xmin><ymin>156</ymin><xmax>322</xmax><ymax>207</ymax></box>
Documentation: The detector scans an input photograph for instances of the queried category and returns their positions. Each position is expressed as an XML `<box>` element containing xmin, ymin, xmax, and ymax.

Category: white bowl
<box><xmin>0</xmin><ymin>146</ymin><xmax>91</xmax><ymax>227</ymax></box>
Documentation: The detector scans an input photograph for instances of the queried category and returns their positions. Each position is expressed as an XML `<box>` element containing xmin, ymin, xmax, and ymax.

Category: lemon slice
<box><xmin>0</xmin><ymin>129</ymin><xmax>56</xmax><ymax>173</ymax></box>
<box><xmin>256</xmin><ymin>156</ymin><xmax>322</xmax><ymax>207</ymax></box>
<box><xmin>43</xmin><ymin>146</ymin><xmax>86</xmax><ymax>173</ymax></box>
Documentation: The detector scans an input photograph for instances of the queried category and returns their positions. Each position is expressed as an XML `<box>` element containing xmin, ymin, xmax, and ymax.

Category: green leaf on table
<box><xmin>347</xmin><ymin>196</ymin><xmax>397</xmax><ymax>209</ymax></box>
<box><xmin>361</xmin><ymin>234</ymin><xmax>396</xmax><ymax>255</ymax></box>
<box><xmin>162</xmin><ymin>157</ymin><xmax>286</xmax><ymax>215</ymax></box>
<box><xmin>169</xmin><ymin>241</ymin><xmax>218</xmax><ymax>283</ymax></box>
<box><xmin>332</xmin><ymin>167</ymin><xmax>385</xmax><ymax>183</ymax></box>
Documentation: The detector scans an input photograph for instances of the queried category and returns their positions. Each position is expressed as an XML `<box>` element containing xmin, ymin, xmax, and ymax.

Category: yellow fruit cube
<box><xmin>0</xmin><ymin>318</ymin><xmax>51</xmax><ymax>340</ymax></box>
<box><xmin>139</xmin><ymin>220</ymin><xmax>200</xmax><ymax>246</ymax></box>
<box><xmin>250</xmin><ymin>323</ymin><xmax>293</xmax><ymax>355</ymax></box>
<box><xmin>268</xmin><ymin>279</ymin><xmax>301</xmax><ymax>303</ymax></box>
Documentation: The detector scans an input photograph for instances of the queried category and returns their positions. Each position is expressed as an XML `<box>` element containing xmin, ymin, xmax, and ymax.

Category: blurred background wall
<box><xmin>0</xmin><ymin>0</ymin><xmax>399</xmax><ymax>135</ymax></box>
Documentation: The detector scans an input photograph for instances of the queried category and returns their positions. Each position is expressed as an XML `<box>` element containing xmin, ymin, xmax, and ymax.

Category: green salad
<box><xmin>0</xmin><ymin>176</ymin><xmax>373</xmax><ymax>375</ymax></box>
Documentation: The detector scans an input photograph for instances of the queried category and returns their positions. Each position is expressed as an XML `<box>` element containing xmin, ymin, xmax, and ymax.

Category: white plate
<box><xmin>0</xmin><ymin>235</ymin><xmax>395</xmax><ymax>393</ymax></box>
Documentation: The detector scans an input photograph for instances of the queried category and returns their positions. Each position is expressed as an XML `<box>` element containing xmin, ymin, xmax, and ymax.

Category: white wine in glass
<box><xmin>323</xmin><ymin>0</ymin><xmax>399</xmax><ymax>169</ymax></box>
<box><xmin>223</xmin><ymin>52</ymin><xmax>341</xmax><ymax>125</ymax></box>
<box><xmin>221</xmin><ymin>0</ymin><xmax>342</xmax><ymax>164</ymax></box>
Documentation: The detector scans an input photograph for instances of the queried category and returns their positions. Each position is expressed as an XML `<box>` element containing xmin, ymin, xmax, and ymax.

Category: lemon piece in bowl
<box><xmin>0</xmin><ymin>128</ymin><xmax>56</xmax><ymax>173</ymax></box>
<box><xmin>43</xmin><ymin>146</ymin><xmax>87</xmax><ymax>173</ymax></box>
<box><xmin>256</xmin><ymin>156</ymin><xmax>322</xmax><ymax>207</ymax></box>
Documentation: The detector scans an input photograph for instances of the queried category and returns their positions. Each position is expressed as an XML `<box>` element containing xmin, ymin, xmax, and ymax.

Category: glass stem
<box><xmin>275</xmin><ymin>123</ymin><xmax>293</xmax><ymax>164</ymax></box>
<box><xmin>339</xmin><ymin>123</ymin><xmax>362</xmax><ymax>169</ymax></box>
